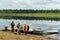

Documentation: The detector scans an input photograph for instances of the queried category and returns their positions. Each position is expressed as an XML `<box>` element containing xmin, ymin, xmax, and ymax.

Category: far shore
<box><xmin>0</xmin><ymin>13</ymin><xmax>60</xmax><ymax>20</ymax></box>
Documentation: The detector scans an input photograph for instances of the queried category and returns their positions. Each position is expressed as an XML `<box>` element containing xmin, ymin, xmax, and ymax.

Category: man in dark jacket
<box><xmin>11</xmin><ymin>21</ymin><xmax>15</xmax><ymax>32</ymax></box>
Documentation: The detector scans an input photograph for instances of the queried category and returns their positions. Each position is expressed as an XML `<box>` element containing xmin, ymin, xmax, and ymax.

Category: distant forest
<box><xmin>0</xmin><ymin>9</ymin><xmax>60</xmax><ymax>13</ymax></box>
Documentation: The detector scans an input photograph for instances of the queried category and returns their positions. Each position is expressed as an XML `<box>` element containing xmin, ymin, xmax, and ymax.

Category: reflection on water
<box><xmin>0</xmin><ymin>19</ymin><xmax>60</xmax><ymax>39</ymax></box>
<box><xmin>0</xmin><ymin>19</ymin><xmax>60</xmax><ymax>30</ymax></box>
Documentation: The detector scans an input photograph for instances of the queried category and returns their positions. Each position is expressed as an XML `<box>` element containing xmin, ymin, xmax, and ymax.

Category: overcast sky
<box><xmin>0</xmin><ymin>0</ymin><xmax>60</xmax><ymax>10</ymax></box>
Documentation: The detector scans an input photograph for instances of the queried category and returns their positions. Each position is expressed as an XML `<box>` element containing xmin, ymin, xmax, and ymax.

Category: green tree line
<box><xmin>0</xmin><ymin>9</ymin><xmax>60</xmax><ymax>13</ymax></box>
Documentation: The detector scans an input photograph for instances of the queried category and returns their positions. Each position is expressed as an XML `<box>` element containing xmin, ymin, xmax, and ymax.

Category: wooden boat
<box><xmin>43</xmin><ymin>30</ymin><xmax>59</xmax><ymax>34</ymax></box>
<box><xmin>4</xmin><ymin>27</ymin><xmax>58</xmax><ymax>35</ymax></box>
<box><xmin>28</xmin><ymin>28</ymin><xmax>43</xmax><ymax>34</ymax></box>
<box><xmin>4</xmin><ymin>27</ymin><xmax>43</xmax><ymax>34</ymax></box>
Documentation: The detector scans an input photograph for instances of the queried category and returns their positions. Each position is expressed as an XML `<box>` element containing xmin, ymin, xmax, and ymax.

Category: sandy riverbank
<box><xmin>0</xmin><ymin>31</ymin><xmax>57</xmax><ymax>40</ymax></box>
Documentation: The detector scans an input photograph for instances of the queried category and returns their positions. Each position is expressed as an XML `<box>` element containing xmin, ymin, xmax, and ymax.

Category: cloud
<box><xmin>53</xmin><ymin>0</ymin><xmax>60</xmax><ymax>3</ymax></box>
<box><xmin>0</xmin><ymin>0</ymin><xmax>60</xmax><ymax>9</ymax></box>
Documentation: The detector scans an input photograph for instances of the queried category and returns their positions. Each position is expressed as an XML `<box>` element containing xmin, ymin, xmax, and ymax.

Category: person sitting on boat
<box><xmin>23</xmin><ymin>24</ymin><xmax>29</xmax><ymax>35</ymax></box>
<box><xmin>16</xmin><ymin>23</ymin><xmax>21</xmax><ymax>34</ymax></box>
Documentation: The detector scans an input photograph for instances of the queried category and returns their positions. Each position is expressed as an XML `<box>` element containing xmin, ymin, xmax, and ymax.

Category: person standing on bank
<box><xmin>23</xmin><ymin>24</ymin><xmax>29</xmax><ymax>35</ymax></box>
<box><xmin>17</xmin><ymin>23</ymin><xmax>21</xmax><ymax>34</ymax></box>
<box><xmin>11</xmin><ymin>21</ymin><xmax>15</xmax><ymax>32</ymax></box>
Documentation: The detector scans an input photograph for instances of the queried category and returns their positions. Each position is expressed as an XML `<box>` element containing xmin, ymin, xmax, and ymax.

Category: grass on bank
<box><xmin>0</xmin><ymin>13</ymin><xmax>60</xmax><ymax>19</ymax></box>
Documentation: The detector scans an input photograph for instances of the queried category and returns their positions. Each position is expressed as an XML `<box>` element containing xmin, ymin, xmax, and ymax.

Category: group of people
<box><xmin>11</xmin><ymin>21</ymin><xmax>29</xmax><ymax>35</ymax></box>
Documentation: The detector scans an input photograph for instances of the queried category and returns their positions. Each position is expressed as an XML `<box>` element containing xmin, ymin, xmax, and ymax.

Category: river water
<box><xmin>0</xmin><ymin>19</ymin><xmax>60</xmax><ymax>39</ymax></box>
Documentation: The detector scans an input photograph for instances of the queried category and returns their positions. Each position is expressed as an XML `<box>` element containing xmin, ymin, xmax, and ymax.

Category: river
<box><xmin>0</xmin><ymin>19</ymin><xmax>60</xmax><ymax>39</ymax></box>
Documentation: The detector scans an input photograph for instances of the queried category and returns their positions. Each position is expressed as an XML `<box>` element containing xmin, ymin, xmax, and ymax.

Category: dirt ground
<box><xmin>0</xmin><ymin>31</ymin><xmax>57</xmax><ymax>40</ymax></box>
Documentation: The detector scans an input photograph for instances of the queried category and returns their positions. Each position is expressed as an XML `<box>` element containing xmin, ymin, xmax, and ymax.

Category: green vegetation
<box><xmin>0</xmin><ymin>13</ymin><xmax>60</xmax><ymax>18</ymax></box>
<box><xmin>0</xmin><ymin>9</ymin><xmax>60</xmax><ymax>20</ymax></box>
<box><xmin>0</xmin><ymin>13</ymin><xmax>60</xmax><ymax>20</ymax></box>
<box><xmin>0</xmin><ymin>9</ymin><xmax>60</xmax><ymax>13</ymax></box>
